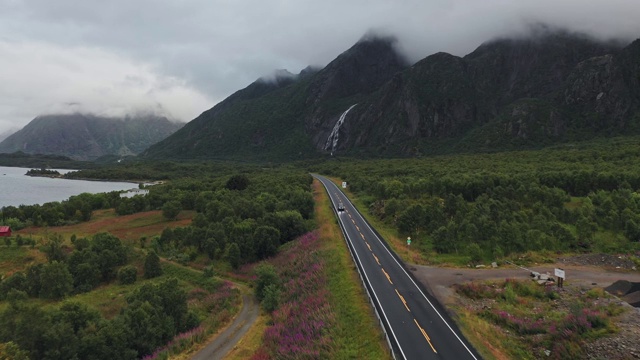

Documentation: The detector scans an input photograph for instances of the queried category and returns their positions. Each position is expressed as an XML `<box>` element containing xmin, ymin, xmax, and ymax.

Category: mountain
<box><xmin>143</xmin><ymin>29</ymin><xmax>640</xmax><ymax>161</ymax></box>
<box><xmin>0</xmin><ymin>127</ymin><xmax>18</xmax><ymax>143</ymax></box>
<box><xmin>0</xmin><ymin>114</ymin><xmax>183</xmax><ymax>161</ymax></box>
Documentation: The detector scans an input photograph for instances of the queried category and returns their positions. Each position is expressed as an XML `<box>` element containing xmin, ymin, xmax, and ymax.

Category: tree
<box><xmin>467</xmin><ymin>243</ymin><xmax>483</xmax><ymax>265</ymax></box>
<box><xmin>117</xmin><ymin>266</ymin><xmax>137</xmax><ymax>285</ymax></box>
<box><xmin>144</xmin><ymin>251</ymin><xmax>162</xmax><ymax>279</ymax></box>
<box><xmin>0</xmin><ymin>342</ymin><xmax>29</xmax><ymax>360</ymax></box>
<box><xmin>162</xmin><ymin>200</ymin><xmax>182</xmax><ymax>220</ymax></box>
<box><xmin>227</xmin><ymin>243</ymin><xmax>240</xmax><ymax>270</ymax></box>
<box><xmin>41</xmin><ymin>233</ymin><xmax>67</xmax><ymax>263</ymax></box>
<box><xmin>254</xmin><ymin>264</ymin><xmax>280</xmax><ymax>301</ymax></box>
<box><xmin>261</xmin><ymin>284</ymin><xmax>281</xmax><ymax>312</ymax></box>
<box><xmin>39</xmin><ymin>261</ymin><xmax>73</xmax><ymax>300</ymax></box>
<box><xmin>0</xmin><ymin>272</ymin><xmax>27</xmax><ymax>300</ymax></box>
<box><xmin>254</xmin><ymin>226</ymin><xmax>280</xmax><ymax>259</ymax></box>
<box><xmin>226</xmin><ymin>174</ymin><xmax>250</xmax><ymax>191</ymax></box>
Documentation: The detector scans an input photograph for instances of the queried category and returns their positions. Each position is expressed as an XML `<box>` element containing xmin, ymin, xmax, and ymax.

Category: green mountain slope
<box><xmin>143</xmin><ymin>29</ymin><xmax>640</xmax><ymax>161</ymax></box>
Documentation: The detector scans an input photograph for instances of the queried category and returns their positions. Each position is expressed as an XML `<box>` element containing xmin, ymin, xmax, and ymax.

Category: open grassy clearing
<box><xmin>17</xmin><ymin>209</ymin><xmax>195</xmax><ymax>245</ymax></box>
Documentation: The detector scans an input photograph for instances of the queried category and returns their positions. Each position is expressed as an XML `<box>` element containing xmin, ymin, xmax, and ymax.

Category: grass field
<box><xmin>16</xmin><ymin>209</ymin><xmax>195</xmax><ymax>245</ymax></box>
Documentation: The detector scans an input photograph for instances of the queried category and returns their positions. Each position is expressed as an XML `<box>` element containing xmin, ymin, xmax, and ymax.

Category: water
<box><xmin>324</xmin><ymin>104</ymin><xmax>357</xmax><ymax>155</ymax></box>
<box><xmin>0</xmin><ymin>166</ymin><xmax>135</xmax><ymax>207</ymax></box>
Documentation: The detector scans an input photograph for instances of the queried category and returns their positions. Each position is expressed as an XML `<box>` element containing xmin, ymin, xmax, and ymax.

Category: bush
<box><xmin>202</xmin><ymin>266</ymin><xmax>215</xmax><ymax>278</ymax></box>
<box><xmin>162</xmin><ymin>200</ymin><xmax>182</xmax><ymax>220</ymax></box>
<box><xmin>117</xmin><ymin>265</ymin><xmax>137</xmax><ymax>285</ymax></box>
<box><xmin>254</xmin><ymin>264</ymin><xmax>280</xmax><ymax>301</ymax></box>
<box><xmin>144</xmin><ymin>251</ymin><xmax>163</xmax><ymax>279</ymax></box>
<box><xmin>261</xmin><ymin>284</ymin><xmax>280</xmax><ymax>312</ymax></box>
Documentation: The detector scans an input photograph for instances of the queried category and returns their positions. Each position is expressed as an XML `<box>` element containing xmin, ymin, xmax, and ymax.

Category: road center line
<box><xmin>382</xmin><ymin>268</ymin><xmax>393</xmax><ymax>284</ymax></box>
<box><xmin>395</xmin><ymin>288</ymin><xmax>410</xmax><ymax>312</ymax></box>
<box><xmin>414</xmin><ymin>318</ymin><xmax>437</xmax><ymax>353</ymax></box>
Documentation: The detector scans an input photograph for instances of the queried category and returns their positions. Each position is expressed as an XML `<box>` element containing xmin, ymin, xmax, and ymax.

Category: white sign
<box><xmin>554</xmin><ymin>268</ymin><xmax>565</xmax><ymax>279</ymax></box>
<box><xmin>342</xmin><ymin>182</ymin><xmax>347</xmax><ymax>188</ymax></box>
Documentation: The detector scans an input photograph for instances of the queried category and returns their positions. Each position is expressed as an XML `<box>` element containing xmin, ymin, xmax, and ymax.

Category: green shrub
<box><xmin>261</xmin><ymin>284</ymin><xmax>281</xmax><ymax>312</ymax></box>
<box><xmin>118</xmin><ymin>265</ymin><xmax>137</xmax><ymax>285</ymax></box>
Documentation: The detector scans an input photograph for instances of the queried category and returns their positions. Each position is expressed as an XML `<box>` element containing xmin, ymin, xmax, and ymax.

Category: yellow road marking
<box><xmin>414</xmin><ymin>318</ymin><xmax>437</xmax><ymax>353</ymax></box>
<box><xmin>382</xmin><ymin>268</ymin><xmax>393</xmax><ymax>285</ymax></box>
<box><xmin>366</xmin><ymin>242</ymin><xmax>371</xmax><ymax>251</ymax></box>
<box><xmin>372</xmin><ymin>253</ymin><xmax>380</xmax><ymax>265</ymax></box>
<box><xmin>348</xmin><ymin>213</ymin><xmax>352</xmax><ymax>219</ymax></box>
<box><xmin>351</xmin><ymin>219</ymin><xmax>356</xmax><ymax>224</ymax></box>
<box><xmin>360</xmin><ymin>233</ymin><xmax>365</xmax><ymax>240</ymax></box>
<box><xmin>395</xmin><ymin>288</ymin><xmax>410</xmax><ymax>311</ymax></box>
<box><xmin>356</xmin><ymin>225</ymin><xmax>360</xmax><ymax>231</ymax></box>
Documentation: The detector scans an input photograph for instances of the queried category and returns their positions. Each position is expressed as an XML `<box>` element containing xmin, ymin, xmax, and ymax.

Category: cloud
<box><xmin>0</xmin><ymin>0</ymin><xmax>639</xmax><ymax>134</ymax></box>
<box><xmin>0</xmin><ymin>40</ymin><xmax>212</xmax><ymax>131</ymax></box>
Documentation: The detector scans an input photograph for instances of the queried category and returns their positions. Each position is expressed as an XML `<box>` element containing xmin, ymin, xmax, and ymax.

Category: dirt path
<box><xmin>191</xmin><ymin>294</ymin><xmax>260</xmax><ymax>360</ymax></box>
<box><xmin>411</xmin><ymin>263</ymin><xmax>640</xmax><ymax>306</ymax></box>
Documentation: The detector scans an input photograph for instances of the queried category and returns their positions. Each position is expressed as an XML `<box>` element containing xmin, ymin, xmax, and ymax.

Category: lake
<box><xmin>0</xmin><ymin>166</ymin><xmax>135</xmax><ymax>207</ymax></box>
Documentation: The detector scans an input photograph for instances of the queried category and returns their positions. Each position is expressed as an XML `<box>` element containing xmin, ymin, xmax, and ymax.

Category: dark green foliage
<box><xmin>144</xmin><ymin>251</ymin><xmax>163</xmax><ymax>279</ymax></box>
<box><xmin>162</xmin><ymin>200</ymin><xmax>182</xmax><ymax>220</ymax></box>
<box><xmin>261</xmin><ymin>284</ymin><xmax>281</xmax><ymax>313</ymax></box>
<box><xmin>0</xmin><ymin>341</ymin><xmax>29</xmax><ymax>360</ymax></box>
<box><xmin>115</xmin><ymin>279</ymin><xmax>192</xmax><ymax>357</ymax></box>
<box><xmin>117</xmin><ymin>265</ymin><xmax>137</xmax><ymax>285</ymax></box>
<box><xmin>67</xmin><ymin>249</ymin><xmax>100</xmax><ymax>293</ymax></box>
<box><xmin>254</xmin><ymin>226</ymin><xmax>281</xmax><ymax>259</ymax></box>
<box><xmin>41</xmin><ymin>234</ymin><xmax>67</xmax><ymax>262</ymax></box>
<box><xmin>467</xmin><ymin>243</ymin><xmax>483</xmax><ymax>265</ymax></box>
<box><xmin>1</xmin><ymin>191</ymin><xmax>116</xmax><ymax>228</ymax></box>
<box><xmin>227</xmin><ymin>243</ymin><xmax>240</xmax><ymax>270</ymax></box>
<box><xmin>254</xmin><ymin>264</ymin><xmax>280</xmax><ymax>301</ymax></box>
<box><xmin>0</xmin><ymin>272</ymin><xmax>191</xmax><ymax>360</ymax></box>
<box><xmin>0</xmin><ymin>272</ymin><xmax>27</xmax><ymax>300</ymax></box>
<box><xmin>226</xmin><ymin>174</ymin><xmax>250</xmax><ymax>191</ymax></box>
<box><xmin>39</xmin><ymin>261</ymin><xmax>73</xmax><ymax>300</ymax></box>
<box><xmin>311</xmin><ymin>139</ymin><xmax>640</xmax><ymax>257</ymax></box>
<box><xmin>0</xmin><ymin>299</ymin><xmax>50</xmax><ymax>359</ymax></box>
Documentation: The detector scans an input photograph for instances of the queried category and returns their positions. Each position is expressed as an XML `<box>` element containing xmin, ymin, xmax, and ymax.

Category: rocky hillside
<box><xmin>142</xmin><ymin>29</ymin><xmax>640</xmax><ymax>161</ymax></box>
<box><xmin>0</xmin><ymin>114</ymin><xmax>183</xmax><ymax>160</ymax></box>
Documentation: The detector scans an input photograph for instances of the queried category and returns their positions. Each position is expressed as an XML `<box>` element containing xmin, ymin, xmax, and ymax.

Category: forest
<box><xmin>310</xmin><ymin>137</ymin><xmax>640</xmax><ymax>261</ymax></box>
<box><xmin>2</xmin><ymin>136</ymin><xmax>640</xmax><ymax>358</ymax></box>
<box><xmin>0</xmin><ymin>165</ymin><xmax>315</xmax><ymax>359</ymax></box>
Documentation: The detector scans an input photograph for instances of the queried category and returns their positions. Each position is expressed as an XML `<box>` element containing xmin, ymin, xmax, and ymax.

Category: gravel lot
<box><xmin>411</xmin><ymin>255</ymin><xmax>640</xmax><ymax>360</ymax></box>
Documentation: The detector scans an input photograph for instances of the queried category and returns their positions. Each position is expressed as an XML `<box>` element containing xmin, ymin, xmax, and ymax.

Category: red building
<box><xmin>0</xmin><ymin>226</ymin><xmax>11</xmax><ymax>237</ymax></box>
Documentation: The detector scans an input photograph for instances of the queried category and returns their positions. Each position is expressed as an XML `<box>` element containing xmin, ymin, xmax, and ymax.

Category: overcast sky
<box><xmin>1</xmin><ymin>0</ymin><xmax>639</xmax><ymax>135</ymax></box>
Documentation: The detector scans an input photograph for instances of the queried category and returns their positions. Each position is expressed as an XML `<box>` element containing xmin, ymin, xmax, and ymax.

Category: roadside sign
<box><xmin>554</xmin><ymin>268</ymin><xmax>565</xmax><ymax>279</ymax></box>
<box><xmin>407</xmin><ymin>237</ymin><xmax>411</xmax><ymax>246</ymax></box>
<box><xmin>342</xmin><ymin>182</ymin><xmax>347</xmax><ymax>188</ymax></box>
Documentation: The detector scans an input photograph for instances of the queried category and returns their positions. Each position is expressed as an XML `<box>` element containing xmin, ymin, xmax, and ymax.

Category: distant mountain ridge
<box><xmin>0</xmin><ymin>114</ymin><xmax>183</xmax><ymax>161</ymax></box>
<box><xmin>141</xmin><ymin>29</ymin><xmax>640</xmax><ymax>160</ymax></box>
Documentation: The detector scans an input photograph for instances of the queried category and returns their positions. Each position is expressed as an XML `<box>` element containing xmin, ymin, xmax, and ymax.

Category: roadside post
<box><xmin>555</xmin><ymin>268</ymin><xmax>565</xmax><ymax>288</ymax></box>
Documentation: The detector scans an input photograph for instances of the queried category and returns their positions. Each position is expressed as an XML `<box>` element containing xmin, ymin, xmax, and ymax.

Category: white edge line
<box><xmin>323</xmin><ymin>175</ymin><xmax>479</xmax><ymax>360</ymax></box>
<box><xmin>316</xmin><ymin>176</ymin><xmax>408</xmax><ymax>360</ymax></box>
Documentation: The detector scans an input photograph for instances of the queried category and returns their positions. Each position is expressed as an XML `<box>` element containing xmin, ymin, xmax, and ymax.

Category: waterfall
<box><xmin>324</xmin><ymin>104</ymin><xmax>357</xmax><ymax>155</ymax></box>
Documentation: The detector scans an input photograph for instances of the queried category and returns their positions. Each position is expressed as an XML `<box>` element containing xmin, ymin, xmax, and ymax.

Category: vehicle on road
<box><xmin>337</xmin><ymin>203</ymin><xmax>345</xmax><ymax>212</ymax></box>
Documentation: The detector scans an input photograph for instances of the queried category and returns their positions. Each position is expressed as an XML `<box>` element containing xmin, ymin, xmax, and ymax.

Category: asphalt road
<box><xmin>315</xmin><ymin>175</ymin><xmax>481</xmax><ymax>360</ymax></box>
